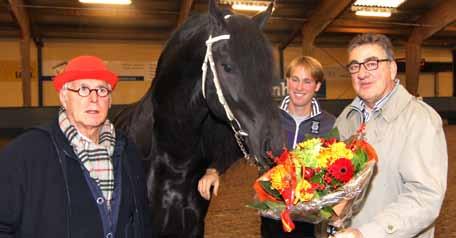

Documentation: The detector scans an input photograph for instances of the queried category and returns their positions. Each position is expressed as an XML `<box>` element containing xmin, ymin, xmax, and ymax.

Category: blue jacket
<box><xmin>0</xmin><ymin>119</ymin><xmax>151</xmax><ymax>238</ymax></box>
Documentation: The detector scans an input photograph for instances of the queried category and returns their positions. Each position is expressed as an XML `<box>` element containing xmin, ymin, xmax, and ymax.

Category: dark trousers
<box><xmin>261</xmin><ymin>217</ymin><xmax>315</xmax><ymax>238</ymax></box>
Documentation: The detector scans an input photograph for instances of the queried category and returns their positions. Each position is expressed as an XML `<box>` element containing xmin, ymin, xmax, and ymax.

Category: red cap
<box><xmin>53</xmin><ymin>55</ymin><xmax>118</xmax><ymax>91</ymax></box>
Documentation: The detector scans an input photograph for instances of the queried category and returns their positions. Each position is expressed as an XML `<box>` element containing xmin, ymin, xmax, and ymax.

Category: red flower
<box><xmin>303</xmin><ymin>167</ymin><xmax>315</xmax><ymax>180</ymax></box>
<box><xmin>328</xmin><ymin>158</ymin><xmax>355</xmax><ymax>183</ymax></box>
<box><xmin>311</xmin><ymin>182</ymin><xmax>325</xmax><ymax>191</ymax></box>
<box><xmin>275</xmin><ymin>148</ymin><xmax>290</xmax><ymax>165</ymax></box>
<box><xmin>322</xmin><ymin>137</ymin><xmax>337</xmax><ymax>147</ymax></box>
<box><xmin>324</xmin><ymin>173</ymin><xmax>333</xmax><ymax>184</ymax></box>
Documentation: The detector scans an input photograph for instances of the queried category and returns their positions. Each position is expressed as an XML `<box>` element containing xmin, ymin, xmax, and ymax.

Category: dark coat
<box><xmin>0</xmin><ymin>119</ymin><xmax>150</xmax><ymax>238</ymax></box>
<box><xmin>280</xmin><ymin>110</ymin><xmax>336</xmax><ymax>149</ymax></box>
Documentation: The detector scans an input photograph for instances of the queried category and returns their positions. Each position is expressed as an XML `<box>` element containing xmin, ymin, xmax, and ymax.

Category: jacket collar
<box><xmin>379</xmin><ymin>84</ymin><xmax>413</xmax><ymax>122</ymax></box>
<box><xmin>346</xmin><ymin>84</ymin><xmax>412</xmax><ymax>123</ymax></box>
<box><xmin>279</xmin><ymin>96</ymin><xmax>322</xmax><ymax>119</ymax></box>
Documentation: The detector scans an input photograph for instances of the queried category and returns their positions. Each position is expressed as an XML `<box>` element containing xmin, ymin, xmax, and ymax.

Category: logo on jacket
<box><xmin>311</xmin><ymin>120</ymin><xmax>320</xmax><ymax>134</ymax></box>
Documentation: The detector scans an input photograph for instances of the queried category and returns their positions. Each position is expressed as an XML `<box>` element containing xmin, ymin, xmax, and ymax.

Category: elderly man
<box><xmin>0</xmin><ymin>55</ymin><xmax>150</xmax><ymax>238</ymax></box>
<box><xmin>333</xmin><ymin>33</ymin><xmax>447</xmax><ymax>238</ymax></box>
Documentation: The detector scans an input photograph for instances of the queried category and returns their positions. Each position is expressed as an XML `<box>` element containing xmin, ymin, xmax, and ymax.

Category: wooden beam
<box><xmin>405</xmin><ymin>43</ymin><xmax>421</xmax><ymax>96</ymax></box>
<box><xmin>8</xmin><ymin>0</ymin><xmax>32</xmax><ymax>106</ymax></box>
<box><xmin>278</xmin><ymin>27</ymin><xmax>301</xmax><ymax>50</ymax></box>
<box><xmin>325</xmin><ymin>26</ymin><xmax>409</xmax><ymax>36</ymax></box>
<box><xmin>301</xmin><ymin>0</ymin><xmax>354</xmax><ymax>55</ymax></box>
<box><xmin>408</xmin><ymin>0</ymin><xmax>456</xmax><ymax>44</ymax></box>
<box><xmin>406</xmin><ymin>0</ymin><xmax>456</xmax><ymax>95</ymax></box>
<box><xmin>453</xmin><ymin>49</ymin><xmax>456</xmax><ymax>97</ymax></box>
<box><xmin>176</xmin><ymin>0</ymin><xmax>194</xmax><ymax>28</ymax></box>
<box><xmin>37</xmin><ymin>25</ymin><xmax>172</xmax><ymax>41</ymax></box>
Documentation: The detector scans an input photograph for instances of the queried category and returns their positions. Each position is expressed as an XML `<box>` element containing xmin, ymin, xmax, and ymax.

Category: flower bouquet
<box><xmin>250</xmin><ymin>126</ymin><xmax>377</xmax><ymax>232</ymax></box>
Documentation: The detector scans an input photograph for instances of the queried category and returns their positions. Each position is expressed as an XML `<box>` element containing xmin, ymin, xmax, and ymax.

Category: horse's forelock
<box><xmin>227</xmin><ymin>16</ymin><xmax>276</xmax><ymax>98</ymax></box>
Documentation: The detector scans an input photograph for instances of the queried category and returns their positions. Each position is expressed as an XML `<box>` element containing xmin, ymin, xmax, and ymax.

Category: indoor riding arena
<box><xmin>0</xmin><ymin>0</ymin><xmax>455</xmax><ymax>238</ymax></box>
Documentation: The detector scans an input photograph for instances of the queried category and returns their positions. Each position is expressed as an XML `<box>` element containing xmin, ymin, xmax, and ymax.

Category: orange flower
<box><xmin>294</xmin><ymin>179</ymin><xmax>315</xmax><ymax>204</ymax></box>
<box><xmin>270</xmin><ymin>164</ymin><xmax>291</xmax><ymax>191</ymax></box>
<box><xmin>350</xmin><ymin>139</ymin><xmax>378</xmax><ymax>161</ymax></box>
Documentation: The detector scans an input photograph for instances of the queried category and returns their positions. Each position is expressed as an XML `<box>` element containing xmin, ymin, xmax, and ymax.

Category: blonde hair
<box><xmin>285</xmin><ymin>56</ymin><xmax>325</xmax><ymax>83</ymax></box>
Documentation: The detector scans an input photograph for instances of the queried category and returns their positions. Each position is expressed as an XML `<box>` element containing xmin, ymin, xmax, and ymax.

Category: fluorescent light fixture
<box><xmin>79</xmin><ymin>0</ymin><xmax>131</xmax><ymax>5</ymax></box>
<box><xmin>351</xmin><ymin>5</ymin><xmax>396</xmax><ymax>18</ymax></box>
<box><xmin>232</xmin><ymin>3</ymin><xmax>268</xmax><ymax>11</ymax></box>
<box><xmin>355</xmin><ymin>10</ymin><xmax>392</xmax><ymax>17</ymax></box>
<box><xmin>219</xmin><ymin>0</ymin><xmax>271</xmax><ymax>12</ymax></box>
<box><xmin>353</xmin><ymin>0</ymin><xmax>406</xmax><ymax>8</ymax></box>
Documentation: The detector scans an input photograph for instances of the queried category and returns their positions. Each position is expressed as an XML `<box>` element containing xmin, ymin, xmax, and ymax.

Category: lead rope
<box><xmin>201</xmin><ymin>33</ymin><xmax>257</xmax><ymax>164</ymax></box>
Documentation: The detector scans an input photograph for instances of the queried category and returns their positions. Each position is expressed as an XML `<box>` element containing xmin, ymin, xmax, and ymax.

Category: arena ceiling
<box><xmin>0</xmin><ymin>0</ymin><xmax>455</xmax><ymax>48</ymax></box>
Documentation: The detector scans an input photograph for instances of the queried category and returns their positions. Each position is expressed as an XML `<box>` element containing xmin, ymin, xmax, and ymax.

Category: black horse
<box><xmin>116</xmin><ymin>0</ymin><xmax>283</xmax><ymax>237</ymax></box>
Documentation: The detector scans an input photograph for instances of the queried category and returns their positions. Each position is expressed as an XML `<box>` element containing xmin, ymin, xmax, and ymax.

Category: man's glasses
<box><xmin>65</xmin><ymin>86</ymin><xmax>111</xmax><ymax>97</ymax></box>
<box><xmin>346</xmin><ymin>59</ymin><xmax>390</xmax><ymax>74</ymax></box>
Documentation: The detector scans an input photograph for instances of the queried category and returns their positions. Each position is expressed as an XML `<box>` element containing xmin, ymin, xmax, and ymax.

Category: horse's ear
<box><xmin>252</xmin><ymin>0</ymin><xmax>274</xmax><ymax>29</ymax></box>
<box><xmin>208</xmin><ymin>0</ymin><xmax>227</xmax><ymax>29</ymax></box>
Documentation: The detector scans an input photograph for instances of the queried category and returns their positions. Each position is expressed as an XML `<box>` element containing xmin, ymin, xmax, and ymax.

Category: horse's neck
<box><xmin>151</xmin><ymin>72</ymin><xmax>209</xmax><ymax>155</ymax></box>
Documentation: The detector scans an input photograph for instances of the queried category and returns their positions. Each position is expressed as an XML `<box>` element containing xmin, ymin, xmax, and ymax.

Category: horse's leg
<box><xmin>183</xmin><ymin>177</ymin><xmax>211</xmax><ymax>238</ymax></box>
<box><xmin>148</xmin><ymin>155</ymin><xmax>211</xmax><ymax>238</ymax></box>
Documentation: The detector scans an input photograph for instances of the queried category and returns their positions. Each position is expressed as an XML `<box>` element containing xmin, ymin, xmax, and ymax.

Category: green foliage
<box><xmin>352</xmin><ymin>149</ymin><xmax>368</xmax><ymax>172</ymax></box>
<box><xmin>246</xmin><ymin>201</ymin><xmax>270</xmax><ymax>210</ymax></box>
<box><xmin>293</xmin><ymin>149</ymin><xmax>319</xmax><ymax>168</ymax></box>
<box><xmin>320</xmin><ymin>207</ymin><xmax>335</xmax><ymax>219</ymax></box>
<box><xmin>259</xmin><ymin>181</ymin><xmax>282</xmax><ymax>200</ymax></box>
<box><xmin>304</xmin><ymin>127</ymin><xmax>340</xmax><ymax>141</ymax></box>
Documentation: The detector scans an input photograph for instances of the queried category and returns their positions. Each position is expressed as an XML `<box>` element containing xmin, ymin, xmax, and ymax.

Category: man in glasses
<box><xmin>0</xmin><ymin>55</ymin><xmax>150</xmax><ymax>238</ymax></box>
<box><xmin>333</xmin><ymin>34</ymin><xmax>447</xmax><ymax>238</ymax></box>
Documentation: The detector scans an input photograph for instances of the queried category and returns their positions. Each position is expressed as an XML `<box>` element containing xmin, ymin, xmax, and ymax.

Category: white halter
<box><xmin>201</xmin><ymin>33</ymin><xmax>253</xmax><ymax>161</ymax></box>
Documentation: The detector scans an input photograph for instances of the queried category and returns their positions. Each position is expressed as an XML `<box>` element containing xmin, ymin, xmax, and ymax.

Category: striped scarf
<box><xmin>58</xmin><ymin>109</ymin><xmax>116</xmax><ymax>208</ymax></box>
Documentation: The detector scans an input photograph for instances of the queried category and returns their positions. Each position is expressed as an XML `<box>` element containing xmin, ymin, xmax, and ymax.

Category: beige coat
<box><xmin>335</xmin><ymin>84</ymin><xmax>447</xmax><ymax>238</ymax></box>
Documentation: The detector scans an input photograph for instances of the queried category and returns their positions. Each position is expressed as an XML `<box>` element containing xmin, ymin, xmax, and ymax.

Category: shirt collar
<box><xmin>351</xmin><ymin>79</ymin><xmax>400</xmax><ymax>122</ymax></box>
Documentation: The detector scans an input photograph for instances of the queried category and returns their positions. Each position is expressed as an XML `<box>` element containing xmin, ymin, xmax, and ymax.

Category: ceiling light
<box><xmin>219</xmin><ymin>0</ymin><xmax>271</xmax><ymax>12</ymax></box>
<box><xmin>79</xmin><ymin>0</ymin><xmax>132</xmax><ymax>5</ymax></box>
<box><xmin>352</xmin><ymin>0</ymin><xmax>405</xmax><ymax>17</ymax></box>
<box><xmin>352</xmin><ymin>5</ymin><xmax>397</xmax><ymax>18</ymax></box>
<box><xmin>355</xmin><ymin>10</ymin><xmax>392</xmax><ymax>17</ymax></box>
<box><xmin>353</xmin><ymin>0</ymin><xmax>406</xmax><ymax>8</ymax></box>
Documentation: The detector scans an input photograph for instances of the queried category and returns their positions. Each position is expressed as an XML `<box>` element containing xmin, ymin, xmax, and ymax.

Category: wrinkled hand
<box><xmin>331</xmin><ymin>228</ymin><xmax>363</xmax><ymax>238</ymax></box>
<box><xmin>198</xmin><ymin>168</ymin><xmax>220</xmax><ymax>200</ymax></box>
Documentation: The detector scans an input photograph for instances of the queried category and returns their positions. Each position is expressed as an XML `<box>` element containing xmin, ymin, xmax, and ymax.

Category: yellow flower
<box><xmin>327</xmin><ymin>142</ymin><xmax>353</xmax><ymax>164</ymax></box>
<box><xmin>294</xmin><ymin>179</ymin><xmax>314</xmax><ymax>204</ymax></box>
<box><xmin>316</xmin><ymin>142</ymin><xmax>354</xmax><ymax>168</ymax></box>
<box><xmin>270</xmin><ymin>164</ymin><xmax>290</xmax><ymax>191</ymax></box>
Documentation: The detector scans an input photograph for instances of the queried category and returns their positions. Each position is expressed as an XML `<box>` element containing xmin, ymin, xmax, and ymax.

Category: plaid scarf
<box><xmin>59</xmin><ymin>109</ymin><xmax>116</xmax><ymax>208</ymax></box>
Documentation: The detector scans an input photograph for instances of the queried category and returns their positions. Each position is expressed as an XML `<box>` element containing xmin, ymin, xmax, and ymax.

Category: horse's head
<box><xmin>203</xmin><ymin>0</ymin><xmax>283</xmax><ymax>167</ymax></box>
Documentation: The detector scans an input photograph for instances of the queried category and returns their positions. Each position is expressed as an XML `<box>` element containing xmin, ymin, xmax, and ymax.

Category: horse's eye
<box><xmin>221</xmin><ymin>63</ymin><xmax>232</xmax><ymax>73</ymax></box>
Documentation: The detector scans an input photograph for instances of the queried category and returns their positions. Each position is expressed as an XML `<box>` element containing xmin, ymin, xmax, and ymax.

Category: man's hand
<box><xmin>198</xmin><ymin>168</ymin><xmax>220</xmax><ymax>200</ymax></box>
<box><xmin>331</xmin><ymin>228</ymin><xmax>363</xmax><ymax>238</ymax></box>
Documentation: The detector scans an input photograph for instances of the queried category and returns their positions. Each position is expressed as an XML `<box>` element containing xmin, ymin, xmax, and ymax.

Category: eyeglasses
<box><xmin>65</xmin><ymin>86</ymin><xmax>111</xmax><ymax>97</ymax></box>
<box><xmin>346</xmin><ymin>58</ymin><xmax>390</xmax><ymax>74</ymax></box>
